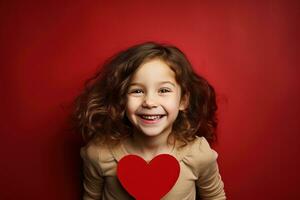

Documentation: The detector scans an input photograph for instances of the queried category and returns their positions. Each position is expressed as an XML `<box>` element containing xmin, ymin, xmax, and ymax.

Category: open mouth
<box><xmin>138</xmin><ymin>114</ymin><xmax>166</xmax><ymax>121</ymax></box>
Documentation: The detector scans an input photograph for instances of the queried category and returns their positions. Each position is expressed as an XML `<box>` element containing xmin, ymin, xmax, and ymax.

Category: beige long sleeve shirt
<box><xmin>80</xmin><ymin>136</ymin><xmax>226</xmax><ymax>200</ymax></box>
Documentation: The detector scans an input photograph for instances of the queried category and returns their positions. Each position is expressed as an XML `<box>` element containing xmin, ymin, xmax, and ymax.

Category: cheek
<box><xmin>166</xmin><ymin>101</ymin><xmax>181</xmax><ymax>115</ymax></box>
<box><xmin>125</xmin><ymin>97</ymin><xmax>139</xmax><ymax>114</ymax></box>
<box><xmin>167</xmin><ymin>94</ymin><xmax>181</xmax><ymax>107</ymax></box>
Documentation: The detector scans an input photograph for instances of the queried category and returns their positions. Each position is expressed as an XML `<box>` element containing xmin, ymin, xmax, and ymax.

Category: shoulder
<box><xmin>181</xmin><ymin>136</ymin><xmax>218</xmax><ymax>176</ymax></box>
<box><xmin>80</xmin><ymin>140</ymin><xmax>115</xmax><ymax>164</ymax></box>
<box><xmin>80</xmin><ymin>140</ymin><xmax>124</xmax><ymax>176</ymax></box>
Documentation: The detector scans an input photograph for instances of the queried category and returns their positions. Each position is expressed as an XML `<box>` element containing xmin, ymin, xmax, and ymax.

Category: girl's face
<box><xmin>125</xmin><ymin>59</ymin><xmax>187</xmax><ymax>138</ymax></box>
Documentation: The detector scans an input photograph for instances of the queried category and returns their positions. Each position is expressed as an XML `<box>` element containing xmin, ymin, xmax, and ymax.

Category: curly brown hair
<box><xmin>71</xmin><ymin>41</ymin><xmax>218</xmax><ymax>146</ymax></box>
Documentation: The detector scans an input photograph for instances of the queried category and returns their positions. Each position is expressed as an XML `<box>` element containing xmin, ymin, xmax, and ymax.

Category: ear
<box><xmin>179</xmin><ymin>92</ymin><xmax>189</xmax><ymax>111</ymax></box>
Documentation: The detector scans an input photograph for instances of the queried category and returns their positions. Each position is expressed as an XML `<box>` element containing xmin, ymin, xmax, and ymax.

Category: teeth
<box><xmin>141</xmin><ymin>115</ymin><xmax>161</xmax><ymax>120</ymax></box>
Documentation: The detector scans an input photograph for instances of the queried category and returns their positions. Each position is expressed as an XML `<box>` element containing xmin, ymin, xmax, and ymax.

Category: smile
<box><xmin>141</xmin><ymin>115</ymin><xmax>162</xmax><ymax>120</ymax></box>
<box><xmin>137</xmin><ymin>115</ymin><xmax>166</xmax><ymax>124</ymax></box>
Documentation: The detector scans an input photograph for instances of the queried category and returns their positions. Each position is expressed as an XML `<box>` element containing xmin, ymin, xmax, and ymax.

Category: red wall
<box><xmin>1</xmin><ymin>1</ymin><xmax>299</xmax><ymax>199</ymax></box>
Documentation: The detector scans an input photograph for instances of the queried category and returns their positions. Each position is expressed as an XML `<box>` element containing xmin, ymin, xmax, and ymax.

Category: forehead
<box><xmin>130</xmin><ymin>59</ymin><xmax>176</xmax><ymax>83</ymax></box>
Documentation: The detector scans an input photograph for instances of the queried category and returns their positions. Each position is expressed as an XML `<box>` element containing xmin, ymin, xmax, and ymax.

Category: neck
<box><xmin>125</xmin><ymin>130</ymin><xmax>175</xmax><ymax>161</ymax></box>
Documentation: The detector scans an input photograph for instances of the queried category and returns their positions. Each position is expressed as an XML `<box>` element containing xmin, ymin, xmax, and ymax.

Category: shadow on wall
<box><xmin>44</xmin><ymin>102</ymin><xmax>84</xmax><ymax>199</ymax></box>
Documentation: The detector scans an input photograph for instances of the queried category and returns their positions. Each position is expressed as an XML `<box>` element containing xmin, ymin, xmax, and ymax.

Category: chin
<box><xmin>142</xmin><ymin>132</ymin><xmax>162</xmax><ymax>137</ymax></box>
<box><xmin>137</xmin><ymin>127</ymin><xmax>169</xmax><ymax>138</ymax></box>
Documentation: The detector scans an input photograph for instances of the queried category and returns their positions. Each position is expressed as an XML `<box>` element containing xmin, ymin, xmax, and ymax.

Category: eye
<box><xmin>159</xmin><ymin>88</ymin><xmax>171</xmax><ymax>93</ymax></box>
<box><xmin>129</xmin><ymin>89</ymin><xmax>144</xmax><ymax>94</ymax></box>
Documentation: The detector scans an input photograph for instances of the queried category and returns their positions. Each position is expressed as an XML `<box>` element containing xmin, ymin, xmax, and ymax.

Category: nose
<box><xmin>142</xmin><ymin>93</ymin><xmax>158</xmax><ymax>108</ymax></box>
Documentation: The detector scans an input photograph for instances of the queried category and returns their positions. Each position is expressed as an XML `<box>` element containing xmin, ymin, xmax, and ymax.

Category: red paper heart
<box><xmin>117</xmin><ymin>154</ymin><xmax>180</xmax><ymax>200</ymax></box>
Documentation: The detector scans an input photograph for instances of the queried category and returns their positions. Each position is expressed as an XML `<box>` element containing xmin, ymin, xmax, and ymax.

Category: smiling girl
<box><xmin>72</xmin><ymin>42</ymin><xmax>226</xmax><ymax>199</ymax></box>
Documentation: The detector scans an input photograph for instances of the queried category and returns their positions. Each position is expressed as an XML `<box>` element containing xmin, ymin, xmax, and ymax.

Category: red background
<box><xmin>1</xmin><ymin>0</ymin><xmax>299</xmax><ymax>199</ymax></box>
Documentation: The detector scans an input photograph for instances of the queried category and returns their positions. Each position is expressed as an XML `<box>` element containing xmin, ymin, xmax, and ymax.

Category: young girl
<box><xmin>72</xmin><ymin>42</ymin><xmax>226</xmax><ymax>199</ymax></box>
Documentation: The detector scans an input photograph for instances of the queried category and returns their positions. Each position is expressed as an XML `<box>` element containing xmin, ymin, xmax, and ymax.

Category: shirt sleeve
<box><xmin>80</xmin><ymin>145</ymin><xmax>104</xmax><ymax>200</ymax></box>
<box><xmin>196</xmin><ymin>159</ymin><xmax>226</xmax><ymax>200</ymax></box>
<box><xmin>195</xmin><ymin>145</ymin><xmax>226</xmax><ymax>199</ymax></box>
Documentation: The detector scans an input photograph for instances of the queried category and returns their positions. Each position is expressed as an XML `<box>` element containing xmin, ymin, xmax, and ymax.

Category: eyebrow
<box><xmin>129</xmin><ymin>81</ymin><xmax>176</xmax><ymax>87</ymax></box>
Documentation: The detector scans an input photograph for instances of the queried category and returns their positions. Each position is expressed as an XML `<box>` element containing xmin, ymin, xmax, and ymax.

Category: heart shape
<box><xmin>117</xmin><ymin>154</ymin><xmax>180</xmax><ymax>200</ymax></box>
